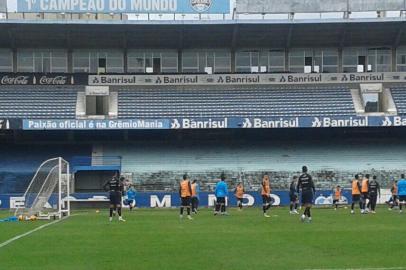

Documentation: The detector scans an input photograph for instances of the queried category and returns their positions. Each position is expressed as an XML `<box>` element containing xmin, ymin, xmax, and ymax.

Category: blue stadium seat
<box><xmin>0</xmin><ymin>85</ymin><xmax>81</xmax><ymax>119</ymax></box>
<box><xmin>117</xmin><ymin>86</ymin><xmax>355</xmax><ymax>118</ymax></box>
<box><xmin>391</xmin><ymin>87</ymin><xmax>406</xmax><ymax>115</ymax></box>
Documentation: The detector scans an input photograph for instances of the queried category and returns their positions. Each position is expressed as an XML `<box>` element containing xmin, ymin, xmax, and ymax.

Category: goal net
<box><xmin>15</xmin><ymin>157</ymin><xmax>71</xmax><ymax>219</ymax></box>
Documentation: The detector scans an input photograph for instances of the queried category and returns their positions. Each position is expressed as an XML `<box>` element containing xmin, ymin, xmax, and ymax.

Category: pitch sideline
<box><xmin>0</xmin><ymin>215</ymin><xmax>74</xmax><ymax>249</ymax></box>
<box><xmin>303</xmin><ymin>267</ymin><xmax>406</xmax><ymax>270</ymax></box>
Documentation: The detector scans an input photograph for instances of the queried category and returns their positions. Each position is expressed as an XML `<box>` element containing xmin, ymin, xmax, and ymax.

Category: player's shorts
<box><xmin>109</xmin><ymin>191</ymin><xmax>122</xmax><ymax>206</ymax></box>
<box><xmin>399</xmin><ymin>195</ymin><xmax>406</xmax><ymax>202</ymax></box>
<box><xmin>393</xmin><ymin>195</ymin><xmax>398</xmax><ymax>201</ymax></box>
<box><xmin>362</xmin><ymin>192</ymin><xmax>369</xmax><ymax>201</ymax></box>
<box><xmin>301</xmin><ymin>190</ymin><xmax>314</xmax><ymax>204</ymax></box>
<box><xmin>333</xmin><ymin>199</ymin><xmax>339</xmax><ymax>204</ymax></box>
<box><xmin>352</xmin><ymin>194</ymin><xmax>361</xmax><ymax>202</ymax></box>
<box><xmin>289</xmin><ymin>194</ymin><xmax>298</xmax><ymax>202</ymax></box>
<box><xmin>237</xmin><ymin>198</ymin><xmax>243</xmax><ymax>204</ymax></box>
<box><xmin>181</xmin><ymin>196</ymin><xmax>191</xmax><ymax>207</ymax></box>
<box><xmin>123</xmin><ymin>199</ymin><xmax>134</xmax><ymax>206</ymax></box>
<box><xmin>262</xmin><ymin>195</ymin><xmax>271</xmax><ymax>205</ymax></box>
<box><xmin>216</xmin><ymin>197</ymin><xmax>226</xmax><ymax>204</ymax></box>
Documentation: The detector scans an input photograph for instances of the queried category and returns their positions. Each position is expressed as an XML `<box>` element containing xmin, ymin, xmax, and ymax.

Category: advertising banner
<box><xmin>17</xmin><ymin>0</ymin><xmax>230</xmax><ymax>14</ymax></box>
<box><xmin>0</xmin><ymin>190</ymin><xmax>392</xmax><ymax>209</ymax></box>
<box><xmin>21</xmin><ymin>116</ymin><xmax>406</xmax><ymax>130</ymax></box>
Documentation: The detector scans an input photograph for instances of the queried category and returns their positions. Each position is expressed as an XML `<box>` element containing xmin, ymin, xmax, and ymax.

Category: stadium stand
<box><xmin>0</xmin><ymin>145</ymin><xmax>91</xmax><ymax>194</ymax></box>
<box><xmin>390</xmin><ymin>87</ymin><xmax>406</xmax><ymax>115</ymax></box>
<box><xmin>0</xmin><ymin>86</ymin><xmax>81</xmax><ymax>119</ymax></box>
<box><xmin>118</xmin><ymin>86</ymin><xmax>355</xmax><ymax>118</ymax></box>
<box><xmin>103</xmin><ymin>138</ymin><xmax>406</xmax><ymax>191</ymax></box>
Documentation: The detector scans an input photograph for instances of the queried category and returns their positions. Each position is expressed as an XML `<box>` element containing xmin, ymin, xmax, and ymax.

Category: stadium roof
<box><xmin>0</xmin><ymin>18</ymin><xmax>405</xmax><ymax>48</ymax></box>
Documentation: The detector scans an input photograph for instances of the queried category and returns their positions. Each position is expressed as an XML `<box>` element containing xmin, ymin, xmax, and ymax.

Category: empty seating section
<box><xmin>0</xmin><ymin>85</ymin><xmax>80</xmax><ymax>119</ymax></box>
<box><xmin>104</xmin><ymin>139</ymin><xmax>406</xmax><ymax>191</ymax></box>
<box><xmin>118</xmin><ymin>86</ymin><xmax>355</xmax><ymax>118</ymax></box>
<box><xmin>391</xmin><ymin>87</ymin><xmax>406</xmax><ymax>115</ymax></box>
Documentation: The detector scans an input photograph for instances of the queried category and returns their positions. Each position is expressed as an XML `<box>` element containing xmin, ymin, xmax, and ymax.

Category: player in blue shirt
<box><xmin>397</xmin><ymin>176</ymin><xmax>406</xmax><ymax>213</ymax></box>
<box><xmin>214</xmin><ymin>173</ymin><xmax>228</xmax><ymax>216</ymax></box>
<box><xmin>124</xmin><ymin>185</ymin><xmax>136</xmax><ymax>211</ymax></box>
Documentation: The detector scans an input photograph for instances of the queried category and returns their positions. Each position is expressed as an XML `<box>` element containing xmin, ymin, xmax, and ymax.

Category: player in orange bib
<box><xmin>333</xmin><ymin>185</ymin><xmax>341</xmax><ymax>210</ymax></box>
<box><xmin>361</xmin><ymin>174</ymin><xmax>370</xmax><ymax>214</ymax></box>
<box><xmin>351</xmin><ymin>174</ymin><xmax>362</xmax><ymax>214</ymax></box>
<box><xmin>261</xmin><ymin>174</ymin><xmax>272</xmax><ymax>218</ymax></box>
<box><xmin>179</xmin><ymin>174</ymin><xmax>193</xmax><ymax>220</ymax></box>
<box><xmin>234</xmin><ymin>182</ymin><xmax>245</xmax><ymax>211</ymax></box>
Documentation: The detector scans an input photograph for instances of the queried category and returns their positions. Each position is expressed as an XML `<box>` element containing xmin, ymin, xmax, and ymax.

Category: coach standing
<box><xmin>297</xmin><ymin>166</ymin><xmax>315</xmax><ymax>223</ymax></box>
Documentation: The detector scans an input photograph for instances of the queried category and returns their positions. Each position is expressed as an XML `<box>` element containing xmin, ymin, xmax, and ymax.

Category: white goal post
<box><xmin>15</xmin><ymin>157</ymin><xmax>71</xmax><ymax>219</ymax></box>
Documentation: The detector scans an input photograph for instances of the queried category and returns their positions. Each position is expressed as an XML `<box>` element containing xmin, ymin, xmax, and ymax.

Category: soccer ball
<box><xmin>18</xmin><ymin>215</ymin><xmax>24</xmax><ymax>221</ymax></box>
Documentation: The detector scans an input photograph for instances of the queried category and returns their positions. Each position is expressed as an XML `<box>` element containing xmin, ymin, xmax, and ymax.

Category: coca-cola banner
<box><xmin>0</xmin><ymin>73</ymin><xmax>77</xmax><ymax>85</ymax></box>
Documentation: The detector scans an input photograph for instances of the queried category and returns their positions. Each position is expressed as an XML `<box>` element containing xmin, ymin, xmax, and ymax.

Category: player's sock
<box><xmin>308</xmin><ymin>208</ymin><xmax>311</xmax><ymax>217</ymax></box>
<box><xmin>117</xmin><ymin>207</ymin><xmax>122</xmax><ymax>217</ymax></box>
<box><xmin>180</xmin><ymin>207</ymin><xmax>184</xmax><ymax>215</ymax></box>
<box><xmin>351</xmin><ymin>203</ymin><xmax>354</xmax><ymax>210</ymax></box>
<box><xmin>215</xmin><ymin>203</ymin><xmax>220</xmax><ymax>213</ymax></box>
<box><xmin>109</xmin><ymin>208</ymin><xmax>113</xmax><ymax>217</ymax></box>
<box><xmin>304</xmin><ymin>207</ymin><xmax>309</xmax><ymax>217</ymax></box>
<box><xmin>290</xmin><ymin>204</ymin><xmax>293</xmax><ymax>211</ymax></box>
<box><xmin>359</xmin><ymin>202</ymin><xmax>363</xmax><ymax>209</ymax></box>
<box><xmin>295</xmin><ymin>203</ymin><xmax>298</xmax><ymax>210</ymax></box>
<box><xmin>187</xmin><ymin>207</ymin><xmax>191</xmax><ymax>216</ymax></box>
<box><xmin>263</xmin><ymin>205</ymin><xmax>267</xmax><ymax>213</ymax></box>
<box><xmin>400</xmin><ymin>204</ymin><xmax>403</xmax><ymax>210</ymax></box>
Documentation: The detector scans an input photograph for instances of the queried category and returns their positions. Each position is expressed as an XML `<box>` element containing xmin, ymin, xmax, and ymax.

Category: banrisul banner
<box><xmin>17</xmin><ymin>0</ymin><xmax>230</xmax><ymax>14</ymax></box>
<box><xmin>88</xmin><ymin>72</ymin><xmax>406</xmax><ymax>86</ymax></box>
<box><xmin>20</xmin><ymin>116</ymin><xmax>406</xmax><ymax>130</ymax></box>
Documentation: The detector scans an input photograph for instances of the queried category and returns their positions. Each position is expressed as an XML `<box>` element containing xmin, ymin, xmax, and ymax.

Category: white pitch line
<box><xmin>0</xmin><ymin>216</ymin><xmax>70</xmax><ymax>249</ymax></box>
<box><xmin>303</xmin><ymin>267</ymin><xmax>406</xmax><ymax>270</ymax></box>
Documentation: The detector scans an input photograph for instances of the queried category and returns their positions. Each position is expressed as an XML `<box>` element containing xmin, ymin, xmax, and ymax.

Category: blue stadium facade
<box><xmin>1</xmin><ymin>7</ymin><xmax>406</xmax><ymax>207</ymax></box>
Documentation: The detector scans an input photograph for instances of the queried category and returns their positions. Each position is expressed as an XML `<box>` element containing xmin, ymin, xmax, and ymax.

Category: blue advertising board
<box><xmin>17</xmin><ymin>0</ymin><xmax>230</xmax><ymax>14</ymax></box>
<box><xmin>0</xmin><ymin>190</ymin><xmax>359</xmax><ymax>209</ymax></box>
<box><xmin>22</xmin><ymin>116</ymin><xmax>406</xmax><ymax>130</ymax></box>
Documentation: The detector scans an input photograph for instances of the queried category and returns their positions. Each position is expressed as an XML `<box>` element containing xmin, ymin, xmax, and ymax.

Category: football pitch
<box><xmin>0</xmin><ymin>207</ymin><xmax>405</xmax><ymax>270</ymax></box>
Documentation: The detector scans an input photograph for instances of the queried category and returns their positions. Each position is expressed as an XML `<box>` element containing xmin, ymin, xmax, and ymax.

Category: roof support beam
<box><xmin>339</xmin><ymin>25</ymin><xmax>346</xmax><ymax>48</ymax></box>
<box><xmin>231</xmin><ymin>25</ymin><xmax>239</xmax><ymax>50</ymax></box>
<box><xmin>286</xmin><ymin>25</ymin><xmax>293</xmax><ymax>48</ymax></box>
<box><xmin>178</xmin><ymin>28</ymin><xmax>184</xmax><ymax>50</ymax></box>
<box><xmin>393</xmin><ymin>23</ymin><xmax>404</xmax><ymax>47</ymax></box>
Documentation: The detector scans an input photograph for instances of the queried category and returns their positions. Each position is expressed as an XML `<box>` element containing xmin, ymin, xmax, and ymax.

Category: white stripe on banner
<box><xmin>0</xmin><ymin>216</ymin><xmax>72</xmax><ymax>249</ymax></box>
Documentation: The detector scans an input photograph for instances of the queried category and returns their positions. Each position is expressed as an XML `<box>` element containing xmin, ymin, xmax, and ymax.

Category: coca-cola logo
<box><xmin>0</xmin><ymin>75</ymin><xmax>29</xmax><ymax>85</ymax></box>
<box><xmin>39</xmin><ymin>76</ymin><xmax>68</xmax><ymax>85</ymax></box>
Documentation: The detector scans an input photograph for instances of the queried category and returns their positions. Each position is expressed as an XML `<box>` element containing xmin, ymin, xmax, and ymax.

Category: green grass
<box><xmin>0</xmin><ymin>207</ymin><xmax>405</xmax><ymax>270</ymax></box>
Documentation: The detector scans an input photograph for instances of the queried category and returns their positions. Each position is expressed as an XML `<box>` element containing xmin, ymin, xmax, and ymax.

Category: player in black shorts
<box><xmin>297</xmin><ymin>166</ymin><xmax>315</xmax><ymax>222</ymax></box>
<box><xmin>367</xmin><ymin>176</ymin><xmax>380</xmax><ymax>214</ymax></box>
<box><xmin>104</xmin><ymin>172</ymin><xmax>125</xmax><ymax>222</ymax></box>
<box><xmin>289</xmin><ymin>176</ymin><xmax>299</xmax><ymax>214</ymax></box>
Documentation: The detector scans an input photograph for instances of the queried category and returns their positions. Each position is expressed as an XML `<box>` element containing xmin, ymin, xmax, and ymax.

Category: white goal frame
<box><xmin>15</xmin><ymin>157</ymin><xmax>71</xmax><ymax>219</ymax></box>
